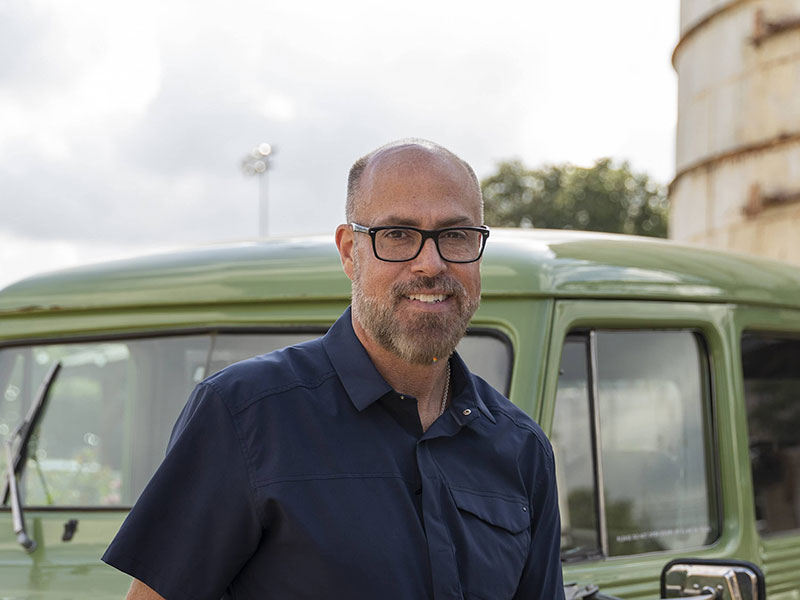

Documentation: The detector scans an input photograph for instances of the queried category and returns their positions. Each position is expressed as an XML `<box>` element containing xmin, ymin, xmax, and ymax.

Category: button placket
<box><xmin>415</xmin><ymin>440</ymin><xmax>462</xmax><ymax>599</ymax></box>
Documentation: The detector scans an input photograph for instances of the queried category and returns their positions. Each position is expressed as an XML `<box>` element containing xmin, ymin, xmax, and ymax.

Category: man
<box><xmin>103</xmin><ymin>139</ymin><xmax>565</xmax><ymax>599</ymax></box>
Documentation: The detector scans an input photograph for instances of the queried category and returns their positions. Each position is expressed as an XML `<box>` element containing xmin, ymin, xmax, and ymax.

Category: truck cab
<box><xmin>2</xmin><ymin>229</ymin><xmax>798</xmax><ymax>598</ymax></box>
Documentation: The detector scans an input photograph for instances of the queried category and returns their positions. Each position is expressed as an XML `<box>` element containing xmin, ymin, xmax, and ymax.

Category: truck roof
<box><xmin>2</xmin><ymin>229</ymin><xmax>800</xmax><ymax>315</ymax></box>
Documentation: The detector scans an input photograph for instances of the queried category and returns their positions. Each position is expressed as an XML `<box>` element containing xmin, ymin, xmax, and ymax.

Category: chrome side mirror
<box><xmin>661</xmin><ymin>559</ymin><xmax>765</xmax><ymax>600</ymax></box>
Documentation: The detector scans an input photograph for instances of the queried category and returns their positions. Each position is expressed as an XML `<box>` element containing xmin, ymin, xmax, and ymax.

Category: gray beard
<box><xmin>352</xmin><ymin>266</ymin><xmax>480</xmax><ymax>365</ymax></box>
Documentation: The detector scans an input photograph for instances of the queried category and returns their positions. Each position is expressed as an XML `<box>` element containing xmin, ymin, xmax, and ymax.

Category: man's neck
<box><xmin>351</xmin><ymin>313</ymin><xmax>450</xmax><ymax>431</ymax></box>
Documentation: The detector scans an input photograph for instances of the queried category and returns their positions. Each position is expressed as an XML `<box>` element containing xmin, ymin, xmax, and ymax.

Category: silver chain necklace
<box><xmin>438</xmin><ymin>360</ymin><xmax>451</xmax><ymax>417</ymax></box>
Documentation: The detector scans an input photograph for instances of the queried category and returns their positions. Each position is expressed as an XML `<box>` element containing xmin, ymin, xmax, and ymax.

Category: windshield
<box><xmin>0</xmin><ymin>329</ymin><xmax>512</xmax><ymax>508</ymax></box>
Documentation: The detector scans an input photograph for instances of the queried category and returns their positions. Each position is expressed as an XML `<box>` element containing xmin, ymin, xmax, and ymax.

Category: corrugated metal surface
<box><xmin>670</xmin><ymin>0</ymin><xmax>800</xmax><ymax>265</ymax></box>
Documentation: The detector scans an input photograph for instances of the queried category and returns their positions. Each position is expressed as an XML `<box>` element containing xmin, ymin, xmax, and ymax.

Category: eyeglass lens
<box><xmin>375</xmin><ymin>228</ymin><xmax>483</xmax><ymax>261</ymax></box>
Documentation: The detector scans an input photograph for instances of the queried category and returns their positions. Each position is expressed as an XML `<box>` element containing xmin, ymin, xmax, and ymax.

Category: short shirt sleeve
<box><xmin>102</xmin><ymin>382</ymin><xmax>262</xmax><ymax>600</ymax></box>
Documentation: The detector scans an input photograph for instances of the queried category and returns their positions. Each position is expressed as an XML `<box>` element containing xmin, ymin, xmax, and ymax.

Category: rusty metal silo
<box><xmin>670</xmin><ymin>0</ymin><xmax>800</xmax><ymax>263</ymax></box>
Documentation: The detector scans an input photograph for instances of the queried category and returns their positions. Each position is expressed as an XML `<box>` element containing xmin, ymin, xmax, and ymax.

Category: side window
<box><xmin>552</xmin><ymin>338</ymin><xmax>600</xmax><ymax>560</ymax></box>
<box><xmin>552</xmin><ymin>330</ymin><xmax>719</xmax><ymax>560</ymax></box>
<box><xmin>455</xmin><ymin>332</ymin><xmax>512</xmax><ymax>395</ymax></box>
<box><xmin>742</xmin><ymin>332</ymin><xmax>800</xmax><ymax>536</ymax></box>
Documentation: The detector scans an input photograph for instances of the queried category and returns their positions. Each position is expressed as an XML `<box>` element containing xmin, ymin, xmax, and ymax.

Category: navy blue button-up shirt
<box><xmin>102</xmin><ymin>308</ymin><xmax>564</xmax><ymax>599</ymax></box>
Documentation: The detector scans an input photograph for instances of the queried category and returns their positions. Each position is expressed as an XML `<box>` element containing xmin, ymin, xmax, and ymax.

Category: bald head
<box><xmin>346</xmin><ymin>139</ymin><xmax>483</xmax><ymax>224</ymax></box>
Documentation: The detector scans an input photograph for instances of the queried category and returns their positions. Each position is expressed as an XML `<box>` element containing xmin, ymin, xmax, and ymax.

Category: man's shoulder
<box><xmin>470</xmin><ymin>373</ymin><xmax>554</xmax><ymax>460</ymax></box>
<box><xmin>202</xmin><ymin>336</ymin><xmax>337</xmax><ymax>414</ymax></box>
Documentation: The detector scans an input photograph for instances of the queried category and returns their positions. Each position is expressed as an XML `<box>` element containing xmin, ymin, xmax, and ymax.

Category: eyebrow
<box><xmin>375</xmin><ymin>215</ymin><xmax>477</xmax><ymax>228</ymax></box>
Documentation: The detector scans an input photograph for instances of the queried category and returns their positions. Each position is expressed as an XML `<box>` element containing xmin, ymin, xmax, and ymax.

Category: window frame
<box><xmin>544</xmin><ymin>300</ymin><xmax>727</xmax><ymax>564</ymax></box>
<box><xmin>556</xmin><ymin>327</ymin><xmax>720</xmax><ymax>560</ymax></box>
<box><xmin>740</xmin><ymin>328</ymin><xmax>800</xmax><ymax>538</ymax></box>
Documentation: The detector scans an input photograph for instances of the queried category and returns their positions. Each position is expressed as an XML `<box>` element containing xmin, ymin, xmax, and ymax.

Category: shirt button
<box><xmin>462</xmin><ymin>409</ymin><xmax>472</xmax><ymax>416</ymax></box>
<box><xmin>522</xmin><ymin>506</ymin><xmax>528</xmax><ymax>512</ymax></box>
<box><xmin>400</xmin><ymin>395</ymin><xmax>405</xmax><ymax>400</ymax></box>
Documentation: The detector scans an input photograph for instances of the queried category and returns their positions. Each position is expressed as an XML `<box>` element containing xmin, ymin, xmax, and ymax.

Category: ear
<box><xmin>335</xmin><ymin>224</ymin><xmax>355</xmax><ymax>281</ymax></box>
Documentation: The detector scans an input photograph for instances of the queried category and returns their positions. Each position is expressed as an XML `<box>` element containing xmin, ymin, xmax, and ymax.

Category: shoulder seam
<box><xmin>491</xmin><ymin>406</ymin><xmax>554</xmax><ymax>461</ymax></box>
<box><xmin>206</xmin><ymin>369</ymin><xmax>339</xmax><ymax>416</ymax></box>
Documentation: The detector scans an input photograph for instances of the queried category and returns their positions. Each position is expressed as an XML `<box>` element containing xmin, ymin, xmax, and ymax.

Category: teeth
<box><xmin>407</xmin><ymin>293</ymin><xmax>447</xmax><ymax>303</ymax></box>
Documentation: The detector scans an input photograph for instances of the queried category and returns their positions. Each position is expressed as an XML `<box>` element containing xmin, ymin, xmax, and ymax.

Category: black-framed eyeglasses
<box><xmin>350</xmin><ymin>222</ymin><xmax>490</xmax><ymax>263</ymax></box>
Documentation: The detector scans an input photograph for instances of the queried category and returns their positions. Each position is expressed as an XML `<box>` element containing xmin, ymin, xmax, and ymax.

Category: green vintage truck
<box><xmin>2</xmin><ymin>229</ymin><xmax>798</xmax><ymax>599</ymax></box>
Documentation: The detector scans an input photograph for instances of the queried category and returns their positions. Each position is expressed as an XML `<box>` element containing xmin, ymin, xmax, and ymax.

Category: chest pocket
<box><xmin>450</xmin><ymin>488</ymin><xmax>531</xmax><ymax>600</ymax></box>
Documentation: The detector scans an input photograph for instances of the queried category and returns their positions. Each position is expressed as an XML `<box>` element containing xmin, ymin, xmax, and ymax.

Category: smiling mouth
<box><xmin>405</xmin><ymin>293</ymin><xmax>448</xmax><ymax>303</ymax></box>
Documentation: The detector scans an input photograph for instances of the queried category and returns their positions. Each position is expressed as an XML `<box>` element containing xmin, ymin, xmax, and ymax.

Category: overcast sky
<box><xmin>0</xmin><ymin>0</ymin><xmax>680</xmax><ymax>290</ymax></box>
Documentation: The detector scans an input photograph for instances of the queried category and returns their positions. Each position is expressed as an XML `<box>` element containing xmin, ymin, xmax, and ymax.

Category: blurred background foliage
<box><xmin>481</xmin><ymin>158</ymin><xmax>669</xmax><ymax>238</ymax></box>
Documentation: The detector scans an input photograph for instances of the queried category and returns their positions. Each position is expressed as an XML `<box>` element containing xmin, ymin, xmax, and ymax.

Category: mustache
<box><xmin>391</xmin><ymin>276</ymin><xmax>466</xmax><ymax>298</ymax></box>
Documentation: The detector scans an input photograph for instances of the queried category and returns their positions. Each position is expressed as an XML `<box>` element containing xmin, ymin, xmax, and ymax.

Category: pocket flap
<box><xmin>451</xmin><ymin>488</ymin><xmax>531</xmax><ymax>533</ymax></box>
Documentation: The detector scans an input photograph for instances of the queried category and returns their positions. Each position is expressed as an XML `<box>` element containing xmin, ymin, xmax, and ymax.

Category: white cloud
<box><xmin>0</xmin><ymin>1</ymin><xmax>162</xmax><ymax>162</ymax></box>
<box><xmin>0</xmin><ymin>0</ymin><xmax>680</xmax><ymax>286</ymax></box>
<box><xmin>261</xmin><ymin>93</ymin><xmax>297</xmax><ymax>122</ymax></box>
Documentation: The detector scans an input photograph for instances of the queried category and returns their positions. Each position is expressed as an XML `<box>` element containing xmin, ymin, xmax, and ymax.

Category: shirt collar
<box><xmin>322</xmin><ymin>306</ymin><xmax>496</xmax><ymax>427</ymax></box>
<box><xmin>322</xmin><ymin>307</ymin><xmax>392</xmax><ymax>412</ymax></box>
<box><xmin>447</xmin><ymin>352</ymin><xmax>496</xmax><ymax>425</ymax></box>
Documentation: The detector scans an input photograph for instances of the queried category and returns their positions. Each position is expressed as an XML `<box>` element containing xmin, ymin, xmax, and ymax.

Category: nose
<box><xmin>410</xmin><ymin>237</ymin><xmax>447</xmax><ymax>277</ymax></box>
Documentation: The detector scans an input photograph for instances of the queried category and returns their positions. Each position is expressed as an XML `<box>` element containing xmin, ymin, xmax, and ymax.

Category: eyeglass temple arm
<box><xmin>350</xmin><ymin>223</ymin><xmax>370</xmax><ymax>234</ymax></box>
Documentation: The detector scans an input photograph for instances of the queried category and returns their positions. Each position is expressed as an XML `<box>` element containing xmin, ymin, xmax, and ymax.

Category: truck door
<box><xmin>545</xmin><ymin>300</ymin><xmax>758</xmax><ymax>598</ymax></box>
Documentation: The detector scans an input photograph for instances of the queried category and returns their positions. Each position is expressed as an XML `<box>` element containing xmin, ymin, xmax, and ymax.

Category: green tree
<box><xmin>481</xmin><ymin>158</ymin><xmax>668</xmax><ymax>237</ymax></box>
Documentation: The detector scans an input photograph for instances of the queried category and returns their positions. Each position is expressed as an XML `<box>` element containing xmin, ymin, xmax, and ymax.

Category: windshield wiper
<box><xmin>2</xmin><ymin>362</ymin><xmax>61</xmax><ymax>553</ymax></box>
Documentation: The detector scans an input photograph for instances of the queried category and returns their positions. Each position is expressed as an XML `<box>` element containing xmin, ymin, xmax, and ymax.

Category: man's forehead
<box><xmin>350</xmin><ymin>142</ymin><xmax>483</xmax><ymax>225</ymax></box>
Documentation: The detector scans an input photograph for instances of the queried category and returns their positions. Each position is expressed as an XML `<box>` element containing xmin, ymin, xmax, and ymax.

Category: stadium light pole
<box><xmin>241</xmin><ymin>143</ymin><xmax>274</xmax><ymax>237</ymax></box>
